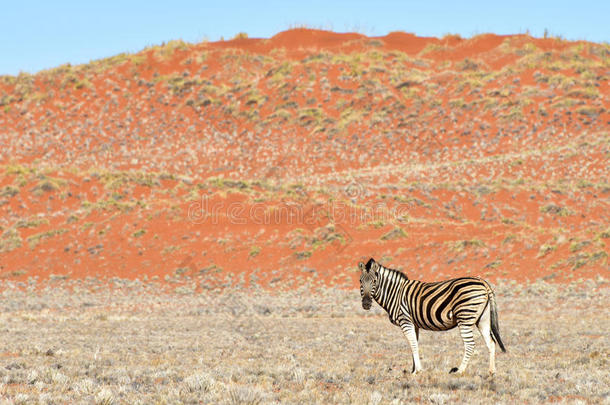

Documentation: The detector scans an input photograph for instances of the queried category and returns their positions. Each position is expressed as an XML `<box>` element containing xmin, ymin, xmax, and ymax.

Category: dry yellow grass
<box><xmin>0</xmin><ymin>278</ymin><xmax>607</xmax><ymax>403</ymax></box>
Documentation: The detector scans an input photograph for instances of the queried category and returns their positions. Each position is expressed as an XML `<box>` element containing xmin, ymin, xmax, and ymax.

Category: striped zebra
<box><xmin>359</xmin><ymin>258</ymin><xmax>506</xmax><ymax>375</ymax></box>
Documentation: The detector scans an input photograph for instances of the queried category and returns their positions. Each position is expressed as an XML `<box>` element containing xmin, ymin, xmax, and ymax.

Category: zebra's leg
<box><xmin>400</xmin><ymin>321</ymin><xmax>423</xmax><ymax>374</ymax></box>
<box><xmin>410</xmin><ymin>326</ymin><xmax>420</xmax><ymax>373</ymax></box>
<box><xmin>450</xmin><ymin>322</ymin><xmax>475</xmax><ymax>374</ymax></box>
<box><xmin>476</xmin><ymin>303</ymin><xmax>496</xmax><ymax>375</ymax></box>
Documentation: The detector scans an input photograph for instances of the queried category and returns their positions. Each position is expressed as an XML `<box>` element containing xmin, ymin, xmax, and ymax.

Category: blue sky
<box><xmin>2</xmin><ymin>0</ymin><xmax>608</xmax><ymax>75</ymax></box>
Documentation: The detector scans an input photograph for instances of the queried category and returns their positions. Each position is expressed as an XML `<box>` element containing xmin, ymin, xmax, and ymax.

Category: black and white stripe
<box><xmin>359</xmin><ymin>257</ymin><xmax>506</xmax><ymax>375</ymax></box>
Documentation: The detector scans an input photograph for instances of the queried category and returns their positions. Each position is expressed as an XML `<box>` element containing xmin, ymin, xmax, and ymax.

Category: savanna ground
<box><xmin>0</xmin><ymin>278</ymin><xmax>607</xmax><ymax>404</ymax></box>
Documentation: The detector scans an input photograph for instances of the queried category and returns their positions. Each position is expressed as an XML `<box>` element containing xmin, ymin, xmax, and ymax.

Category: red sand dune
<box><xmin>0</xmin><ymin>29</ymin><xmax>608</xmax><ymax>289</ymax></box>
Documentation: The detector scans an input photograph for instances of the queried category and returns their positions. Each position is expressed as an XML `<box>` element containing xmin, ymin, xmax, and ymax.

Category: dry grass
<box><xmin>0</xmin><ymin>279</ymin><xmax>607</xmax><ymax>403</ymax></box>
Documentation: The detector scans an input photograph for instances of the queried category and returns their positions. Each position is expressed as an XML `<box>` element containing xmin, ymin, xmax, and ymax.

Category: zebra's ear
<box><xmin>358</xmin><ymin>262</ymin><xmax>365</xmax><ymax>272</ymax></box>
<box><xmin>371</xmin><ymin>262</ymin><xmax>379</xmax><ymax>275</ymax></box>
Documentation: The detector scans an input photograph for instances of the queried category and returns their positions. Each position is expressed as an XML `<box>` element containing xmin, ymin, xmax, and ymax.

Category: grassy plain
<box><xmin>0</xmin><ymin>278</ymin><xmax>607</xmax><ymax>404</ymax></box>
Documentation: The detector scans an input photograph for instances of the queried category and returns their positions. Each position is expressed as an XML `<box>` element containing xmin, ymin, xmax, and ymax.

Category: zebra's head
<box><xmin>359</xmin><ymin>258</ymin><xmax>379</xmax><ymax>310</ymax></box>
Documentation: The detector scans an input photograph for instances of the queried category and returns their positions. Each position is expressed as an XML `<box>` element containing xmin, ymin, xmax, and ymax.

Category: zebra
<box><xmin>359</xmin><ymin>257</ymin><xmax>506</xmax><ymax>375</ymax></box>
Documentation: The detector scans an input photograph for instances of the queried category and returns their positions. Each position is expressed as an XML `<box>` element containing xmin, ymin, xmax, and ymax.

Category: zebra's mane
<box><xmin>381</xmin><ymin>265</ymin><xmax>409</xmax><ymax>281</ymax></box>
<box><xmin>366</xmin><ymin>258</ymin><xmax>409</xmax><ymax>280</ymax></box>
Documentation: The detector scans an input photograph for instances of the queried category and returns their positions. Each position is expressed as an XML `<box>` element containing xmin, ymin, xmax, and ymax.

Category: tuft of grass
<box><xmin>175</xmin><ymin>267</ymin><xmax>189</xmax><ymax>276</ymax></box>
<box><xmin>570</xmin><ymin>240</ymin><xmax>591</xmax><ymax>253</ymax></box>
<box><xmin>567</xmin><ymin>251</ymin><xmax>608</xmax><ymax>269</ymax></box>
<box><xmin>249</xmin><ymin>246</ymin><xmax>261</xmax><ymax>258</ymax></box>
<box><xmin>228</xmin><ymin>386</ymin><xmax>263</xmax><ymax>405</ymax></box>
<box><xmin>132</xmin><ymin>229</ymin><xmax>146</xmax><ymax>238</ymax></box>
<box><xmin>0</xmin><ymin>229</ymin><xmax>22</xmax><ymax>253</ymax></box>
<box><xmin>95</xmin><ymin>388</ymin><xmax>116</xmax><ymax>405</ymax></box>
<box><xmin>152</xmin><ymin>39</ymin><xmax>189</xmax><ymax>61</ymax></box>
<box><xmin>26</xmin><ymin>229</ymin><xmax>67</xmax><ymax>248</ymax></box>
<box><xmin>294</xmin><ymin>251</ymin><xmax>312</xmax><ymax>260</ymax></box>
<box><xmin>452</xmin><ymin>239</ymin><xmax>485</xmax><ymax>252</ymax></box>
<box><xmin>15</xmin><ymin>217</ymin><xmax>49</xmax><ymax>228</ymax></box>
<box><xmin>183</xmin><ymin>372</ymin><xmax>215</xmax><ymax>393</ymax></box>
<box><xmin>485</xmin><ymin>259</ymin><xmax>502</xmax><ymax>269</ymax></box>
<box><xmin>0</xmin><ymin>185</ymin><xmax>19</xmax><ymax>197</ymax></box>
<box><xmin>576</xmin><ymin>106</ymin><xmax>600</xmax><ymax>117</ymax></box>
<box><xmin>380</xmin><ymin>227</ymin><xmax>408</xmax><ymax>241</ymax></box>
<box><xmin>540</xmin><ymin>204</ymin><xmax>574</xmax><ymax>217</ymax></box>
<box><xmin>419</xmin><ymin>43</ymin><xmax>449</xmax><ymax>55</ymax></box>
<box><xmin>368</xmin><ymin>220</ymin><xmax>386</xmax><ymax>229</ymax></box>
<box><xmin>232</xmin><ymin>32</ymin><xmax>249</xmax><ymax>40</ymax></box>
<box><xmin>207</xmin><ymin>177</ymin><xmax>250</xmax><ymax>190</ymax></box>
<box><xmin>31</xmin><ymin>177</ymin><xmax>66</xmax><ymax>194</ymax></box>
<box><xmin>98</xmin><ymin>170</ymin><xmax>161</xmax><ymax>189</ymax></box>
<box><xmin>537</xmin><ymin>244</ymin><xmax>556</xmax><ymax>258</ymax></box>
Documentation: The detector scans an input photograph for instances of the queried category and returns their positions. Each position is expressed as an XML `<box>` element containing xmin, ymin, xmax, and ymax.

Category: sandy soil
<box><xmin>1</xmin><ymin>29</ymin><xmax>608</xmax><ymax>288</ymax></box>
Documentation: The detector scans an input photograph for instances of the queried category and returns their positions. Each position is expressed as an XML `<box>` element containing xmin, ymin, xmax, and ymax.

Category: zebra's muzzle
<box><xmin>362</xmin><ymin>298</ymin><xmax>372</xmax><ymax>310</ymax></box>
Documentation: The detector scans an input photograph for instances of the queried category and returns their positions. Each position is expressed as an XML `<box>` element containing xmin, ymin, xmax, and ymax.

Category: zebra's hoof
<box><xmin>449</xmin><ymin>367</ymin><xmax>459</xmax><ymax>374</ymax></box>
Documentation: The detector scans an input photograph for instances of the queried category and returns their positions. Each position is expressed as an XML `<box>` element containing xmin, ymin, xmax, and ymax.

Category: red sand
<box><xmin>0</xmin><ymin>29</ymin><xmax>608</xmax><ymax>288</ymax></box>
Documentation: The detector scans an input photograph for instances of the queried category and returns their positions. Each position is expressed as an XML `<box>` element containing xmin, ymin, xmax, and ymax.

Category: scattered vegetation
<box><xmin>0</xmin><ymin>229</ymin><xmax>22</xmax><ymax>253</ymax></box>
<box><xmin>0</xmin><ymin>185</ymin><xmax>19</xmax><ymax>197</ymax></box>
<box><xmin>0</xmin><ymin>31</ymin><xmax>607</xmax><ymax>307</ymax></box>
<box><xmin>540</xmin><ymin>204</ymin><xmax>574</xmax><ymax>217</ymax></box>
<box><xmin>0</xmin><ymin>281</ymin><xmax>606</xmax><ymax>403</ymax></box>
<box><xmin>537</xmin><ymin>244</ymin><xmax>556</xmax><ymax>258</ymax></box>
<box><xmin>294</xmin><ymin>250</ymin><xmax>312</xmax><ymax>260</ymax></box>
<box><xmin>31</xmin><ymin>177</ymin><xmax>65</xmax><ymax>195</ymax></box>
<box><xmin>451</xmin><ymin>239</ymin><xmax>485</xmax><ymax>252</ymax></box>
<box><xmin>26</xmin><ymin>229</ymin><xmax>67</xmax><ymax>248</ymax></box>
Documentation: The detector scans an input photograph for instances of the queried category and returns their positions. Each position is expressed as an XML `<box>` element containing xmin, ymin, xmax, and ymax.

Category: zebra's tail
<box><xmin>489</xmin><ymin>289</ymin><xmax>507</xmax><ymax>353</ymax></box>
